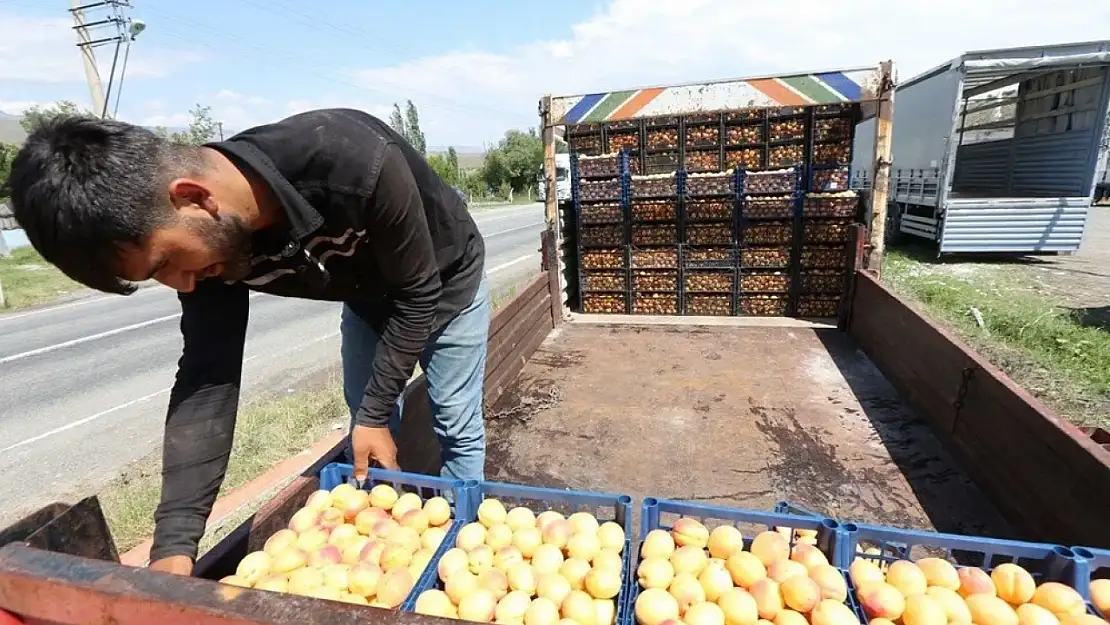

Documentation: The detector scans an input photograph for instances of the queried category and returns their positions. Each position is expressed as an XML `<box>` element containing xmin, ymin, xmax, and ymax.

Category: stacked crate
<box><xmin>682</xmin><ymin>170</ymin><xmax>739</xmax><ymax>315</ymax></box>
<box><xmin>628</xmin><ymin>172</ymin><xmax>681</xmax><ymax>315</ymax></box>
<box><xmin>575</xmin><ymin>152</ymin><xmax>629</xmax><ymax>314</ymax></box>
<box><xmin>604</xmin><ymin>120</ymin><xmax>643</xmax><ymax>175</ymax></box>
<box><xmin>642</xmin><ymin>116</ymin><xmax>681</xmax><ymax>175</ymax></box>
<box><xmin>799</xmin><ymin>103</ymin><xmax>859</xmax><ymax>318</ymax></box>
<box><xmin>738</xmin><ymin>168</ymin><xmax>800</xmax><ymax>316</ymax></box>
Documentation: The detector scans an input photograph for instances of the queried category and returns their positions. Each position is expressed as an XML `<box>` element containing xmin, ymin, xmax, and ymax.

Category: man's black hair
<box><xmin>8</xmin><ymin>115</ymin><xmax>206</xmax><ymax>294</ymax></box>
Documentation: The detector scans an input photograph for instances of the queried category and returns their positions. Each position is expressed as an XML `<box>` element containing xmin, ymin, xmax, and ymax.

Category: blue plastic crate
<box><xmin>407</xmin><ymin>478</ymin><xmax>634</xmax><ymax>623</ymax></box>
<box><xmin>1071</xmin><ymin>545</ymin><xmax>1109</xmax><ymax>613</ymax></box>
<box><xmin>841</xmin><ymin>522</ymin><xmax>1084</xmax><ymax>591</ymax></box>
<box><xmin>628</xmin><ymin>497</ymin><xmax>864</xmax><ymax>625</ymax></box>
<box><xmin>773</xmin><ymin>501</ymin><xmax>822</xmax><ymax>518</ymax></box>
<box><xmin>317</xmin><ymin>463</ymin><xmax>472</xmax><ymax>612</ymax></box>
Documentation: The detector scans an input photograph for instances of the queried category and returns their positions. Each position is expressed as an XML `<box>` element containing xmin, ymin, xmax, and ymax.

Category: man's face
<box><xmin>118</xmin><ymin>207</ymin><xmax>255</xmax><ymax>293</ymax></box>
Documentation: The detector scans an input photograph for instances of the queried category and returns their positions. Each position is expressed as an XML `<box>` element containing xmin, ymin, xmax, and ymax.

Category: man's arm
<box><xmin>150</xmin><ymin>279</ymin><xmax>250</xmax><ymax>564</ymax></box>
<box><xmin>354</xmin><ymin>143</ymin><xmax>442</xmax><ymax>429</ymax></box>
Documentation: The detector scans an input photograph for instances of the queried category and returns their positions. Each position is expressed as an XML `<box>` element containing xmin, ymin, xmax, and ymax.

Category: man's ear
<box><xmin>167</xmin><ymin>178</ymin><xmax>216</xmax><ymax>216</ymax></box>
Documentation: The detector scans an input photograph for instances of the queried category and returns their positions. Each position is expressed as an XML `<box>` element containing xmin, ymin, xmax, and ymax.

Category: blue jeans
<box><xmin>341</xmin><ymin>275</ymin><xmax>490</xmax><ymax>482</ymax></box>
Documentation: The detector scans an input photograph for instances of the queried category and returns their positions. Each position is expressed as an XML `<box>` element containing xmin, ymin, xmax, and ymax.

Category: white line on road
<box><xmin>0</xmin><ymin>330</ymin><xmax>342</xmax><ymax>454</ymax></box>
<box><xmin>0</xmin><ymin>283</ymin><xmax>163</xmax><ymax>324</ymax></box>
<box><xmin>0</xmin><ymin>293</ymin><xmax>265</xmax><ymax>365</ymax></box>
<box><xmin>485</xmin><ymin>222</ymin><xmax>543</xmax><ymax>238</ymax></box>
<box><xmin>488</xmin><ymin>254</ymin><xmax>536</xmax><ymax>274</ymax></box>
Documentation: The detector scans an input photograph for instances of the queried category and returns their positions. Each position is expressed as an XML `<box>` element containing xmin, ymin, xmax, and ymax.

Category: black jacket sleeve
<box><xmin>354</xmin><ymin>143</ymin><xmax>442</xmax><ymax>428</ymax></box>
<box><xmin>150</xmin><ymin>279</ymin><xmax>250</xmax><ymax>562</ymax></box>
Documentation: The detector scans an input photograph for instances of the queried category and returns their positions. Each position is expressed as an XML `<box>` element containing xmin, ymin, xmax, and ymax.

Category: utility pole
<box><xmin>70</xmin><ymin>1</ymin><xmax>146</xmax><ymax>119</ymax></box>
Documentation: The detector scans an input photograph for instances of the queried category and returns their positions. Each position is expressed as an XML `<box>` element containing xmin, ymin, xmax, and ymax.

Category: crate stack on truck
<box><xmin>567</xmin><ymin>96</ymin><xmax>863</xmax><ymax>318</ymax></box>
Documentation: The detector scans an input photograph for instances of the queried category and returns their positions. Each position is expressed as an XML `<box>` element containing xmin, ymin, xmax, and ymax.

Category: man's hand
<box><xmin>148</xmin><ymin>555</ymin><xmax>193</xmax><ymax>576</ymax></box>
<box><xmin>351</xmin><ymin>424</ymin><xmax>400</xmax><ymax>479</ymax></box>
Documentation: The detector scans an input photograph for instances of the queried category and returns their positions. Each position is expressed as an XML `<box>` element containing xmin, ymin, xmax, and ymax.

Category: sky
<box><xmin>2</xmin><ymin>0</ymin><xmax>1110</xmax><ymax>149</ymax></box>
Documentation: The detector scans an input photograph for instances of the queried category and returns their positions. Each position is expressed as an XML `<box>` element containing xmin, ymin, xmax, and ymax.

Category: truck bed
<box><xmin>484</xmin><ymin>319</ymin><xmax>1011</xmax><ymax>537</ymax></box>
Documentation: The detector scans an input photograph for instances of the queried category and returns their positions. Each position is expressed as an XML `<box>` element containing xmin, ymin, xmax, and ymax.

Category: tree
<box><xmin>480</xmin><ymin>128</ymin><xmax>543</xmax><ymax>195</ymax></box>
<box><xmin>404</xmin><ymin>100</ymin><xmax>426</xmax><ymax>156</ymax></box>
<box><xmin>169</xmin><ymin>104</ymin><xmax>219</xmax><ymax>146</ymax></box>
<box><xmin>19</xmin><ymin>101</ymin><xmax>91</xmax><ymax>133</ymax></box>
<box><xmin>389</xmin><ymin>103</ymin><xmax>406</xmax><ymax>137</ymax></box>
<box><xmin>427</xmin><ymin>153</ymin><xmax>458</xmax><ymax>186</ymax></box>
<box><xmin>446</xmin><ymin>146</ymin><xmax>459</xmax><ymax>177</ymax></box>
<box><xmin>0</xmin><ymin>142</ymin><xmax>17</xmax><ymax>202</ymax></box>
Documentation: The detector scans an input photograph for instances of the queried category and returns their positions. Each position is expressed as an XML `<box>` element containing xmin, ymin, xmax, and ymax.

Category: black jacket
<box><xmin>150</xmin><ymin>108</ymin><xmax>485</xmax><ymax>562</ymax></box>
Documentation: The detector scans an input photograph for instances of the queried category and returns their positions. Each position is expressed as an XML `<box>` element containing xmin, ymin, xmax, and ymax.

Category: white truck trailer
<box><xmin>851</xmin><ymin>40</ymin><xmax>1110</xmax><ymax>254</ymax></box>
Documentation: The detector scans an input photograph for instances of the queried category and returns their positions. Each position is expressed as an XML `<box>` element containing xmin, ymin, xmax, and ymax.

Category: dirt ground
<box><xmin>485</xmin><ymin>323</ymin><xmax>1014</xmax><ymax>539</ymax></box>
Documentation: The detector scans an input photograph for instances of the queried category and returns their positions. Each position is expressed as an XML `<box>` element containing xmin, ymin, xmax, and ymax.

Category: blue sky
<box><xmin>3</xmin><ymin>0</ymin><xmax>1110</xmax><ymax>148</ymax></box>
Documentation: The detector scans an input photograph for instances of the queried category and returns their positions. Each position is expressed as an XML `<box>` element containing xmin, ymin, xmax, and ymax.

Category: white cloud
<box><xmin>0</xmin><ymin>14</ymin><xmax>205</xmax><ymax>85</ymax></box>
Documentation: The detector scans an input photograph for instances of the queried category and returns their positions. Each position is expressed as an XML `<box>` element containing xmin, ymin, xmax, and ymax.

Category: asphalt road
<box><xmin>0</xmin><ymin>203</ymin><xmax>545</xmax><ymax>523</ymax></box>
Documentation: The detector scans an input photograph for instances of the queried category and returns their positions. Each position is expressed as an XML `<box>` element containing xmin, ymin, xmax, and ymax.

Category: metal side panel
<box><xmin>939</xmin><ymin>198</ymin><xmax>1090</xmax><ymax>253</ymax></box>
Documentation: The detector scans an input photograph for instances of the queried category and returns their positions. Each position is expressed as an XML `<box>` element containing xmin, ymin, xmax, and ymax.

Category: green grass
<box><xmin>883</xmin><ymin>248</ymin><xmax>1110</xmax><ymax>428</ymax></box>
<box><xmin>0</xmin><ymin>247</ymin><xmax>84</xmax><ymax>311</ymax></box>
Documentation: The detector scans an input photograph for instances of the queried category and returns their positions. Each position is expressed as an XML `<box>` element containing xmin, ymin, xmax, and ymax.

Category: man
<box><xmin>7</xmin><ymin>108</ymin><xmax>489</xmax><ymax>575</ymax></box>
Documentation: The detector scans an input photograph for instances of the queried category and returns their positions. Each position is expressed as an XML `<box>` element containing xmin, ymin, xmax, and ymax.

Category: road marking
<box><xmin>472</xmin><ymin>205</ymin><xmax>541</xmax><ymax>224</ymax></box>
<box><xmin>0</xmin><ymin>330</ymin><xmax>342</xmax><ymax>454</ymax></box>
<box><xmin>485</xmin><ymin>222</ymin><xmax>544</xmax><ymax>238</ymax></box>
<box><xmin>0</xmin><ymin>284</ymin><xmax>164</xmax><ymax>324</ymax></box>
<box><xmin>0</xmin><ymin>292</ymin><xmax>264</xmax><ymax>365</ymax></box>
<box><xmin>488</xmin><ymin>254</ymin><xmax>536</xmax><ymax>274</ymax></box>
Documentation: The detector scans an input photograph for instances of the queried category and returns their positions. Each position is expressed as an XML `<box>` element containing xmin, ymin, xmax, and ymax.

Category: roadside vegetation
<box><xmin>0</xmin><ymin>247</ymin><xmax>82</xmax><ymax>311</ymax></box>
<box><xmin>882</xmin><ymin>246</ymin><xmax>1110</xmax><ymax>429</ymax></box>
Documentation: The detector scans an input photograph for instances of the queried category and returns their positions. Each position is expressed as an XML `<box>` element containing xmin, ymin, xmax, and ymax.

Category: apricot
<box><xmin>355</xmin><ymin>507</ymin><xmax>388</xmax><ymax>535</ymax></box>
<box><xmin>991</xmin><ymin>563</ymin><xmax>1036</xmax><ymax>605</ymax></box>
<box><xmin>768</xmin><ymin>560</ymin><xmax>808</xmax><ymax>584</ymax></box>
<box><xmin>585</xmin><ymin>567</ymin><xmax>622</xmax><ymax>600</ymax></box>
<box><xmin>673</xmin><ymin>545</ymin><xmax>710</xmax><ymax>577</ymax></box>
<box><xmin>749</xmin><ymin>578</ymin><xmax>783</xmax><ymax>621</ymax></box>
<box><xmin>564</xmin><ymin>590</ymin><xmax>598</xmax><ymax>625</ymax></box>
<box><xmin>858</xmin><ymin>582</ymin><xmax>905</xmax><ymax>621</ymax></box>
<box><xmin>966</xmin><ymin>594</ymin><xmax>1018</xmax><ymax>625</ymax></box>
<box><xmin>459</xmin><ymin>589</ymin><xmax>499</xmax><ymax>622</ymax></box>
<box><xmin>773</xmin><ymin>610</ymin><xmax>807</xmax><ymax>625</ymax></box>
<box><xmin>560</xmin><ymin>558</ymin><xmax>592</xmax><ymax>591</ymax></box>
<box><xmin>727</xmin><ymin>552</ymin><xmax>768</xmax><ymax>589</ymax></box>
<box><xmin>926</xmin><ymin>586</ymin><xmax>972</xmax><ymax>624</ymax></box>
<box><xmin>308</xmin><ymin>545</ymin><xmax>343</xmax><ymax>567</ymax></box>
<box><xmin>370</xmin><ymin>519</ymin><xmax>399</xmax><ymax>541</ymax></box>
<box><xmin>304</xmin><ymin>489</ymin><xmax>332</xmax><ymax>512</ymax></box>
<box><xmin>849</xmin><ymin>559</ymin><xmax>885</xmax><ymax>589</ymax></box>
<box><xmin>673</xmin><ymin>518</ymin><xmax>711</xmax><ymax>549</ymax></box>
<box><xmin>687</xmin><ymin>602</ymin><xmax>727</xmax><ymax>625</ymax></box>
<box><xmin>423</xmin><ymin>496</ymin><xmax>452</xmax><ymax>526</ymax></box>
<box><xmin>809</xmin><ymin>564</ymin><xmax>848</xmax><ymax>602</ymax></box>
<box><xmin>543</xmin><ymin>520</ymin><xmax>572</xmax><ymax>549</ymax></box>
<box><xmin>446</xmin><ymin>569</ymin><xmax>480</xmax><ymax>605</ymax></box>
<box><xmin>593</xmin><ymin>550</ymin><xmax>623</xmax><ymax>573</ymax></box>
<box><xmin>271</xmin><ymin>548</ymin><xmax>308</xmax><ymax>575</ymax></box>
<box><xmin>496</xmin><ymin>590</ymin><xmax>532</xmax><ymax>623</ymax></box>
<box><xmin>263</xmin><ymin>529</ymin><xmax>298</xmax><ymax>558</ymax></box>
<box><xmin>339</xmin><ymin>593</ymin><xmax>371</xmax><ymax>606</ymax></box>
<box><xmin>598</xmin><ymin>522</ymin><xmax>626</xmax><ymax>553</ymax></box>
<box><xmin>1090</xmin><ymin>579</ymin><xmax>1110</xmax><ymax>616</ymax></box>
<box><xmin>468</xmin><ymin>544</ymin><xmax>495</xmax><ymax>574</ymax></box>
<box><xmin>321</xmin><ymin>564</ymin><xmax>351</xmax><ymax>591</ymax></box>
<box><xmin>421</xmin><ymin>526</ymin><xmax>447</xmax><ymax>552</ymax></box>
<box><xmin>568</xmin><ymin>512</ymin><xmax>601</xmax><ymax>535</ymax></box>
<box><xmin>708</xmin><ymin>525</ymin><xmax>745</xmax><ymax>560</ymax></box>
<box><xmin>368</xmin><ymin>484</ymin><xmax>398</xmax><ymax>510</ymax></box>
<box><xmin>532</xmin><ymin>543</ymin><xmax>566</xmax><ymax>575</ymax></box>
<box><xmin>457</xmin><ymin>522</ymin><xmax>488</xmax><ymax>551</ymax></box>
<box><xmin>537</xmin><ymin>573</ymin><xmax>573</xmax><ymax>606</ymax></box>
<box><xmin>1016</xmin><ymin>603</ymin><xmax>1061</xmax><ymax>625</ymax></box>
<box><xmin>902</xmin><ymin>593</ymin><xmax>947</xmax><ymax>625</ymax></box>
<box><xmin>349</xmin><ymin>562</ymin><xmax>383</xmax><ymax>598</ymax></box>
<box><xmin>958</xmin><ymin>567</ymin><xmax>997</xmax><ymax>598</ymax></box>
<box><xmin>639</xmin><ymin>556</ymin><xmax>676</xmax><ymax>589</ymax></box>
<box><xmin>307</xmin><ymin>585</ymin><xmax>343</xmax><ymax>601</ymax></box>
<box><xmin>336</xmin><ymin>489</ymin><xmax>370</xmax><ymax>521</ymax></box>
<box><xmin>671</xmin><ymin>572</ymin><xmax>708</xmax><ymax>614</ymax></box>
<box><xmin>790</xmin><ymin>543</ymin><xmax>829</xmax><ymax>571</ymax></box>
<box><xmin>505</xmin><ymin>506</ymin><xmax>536</xmax><ymax>531</ymax></box>
<box><xmin>1030</xmin><ymin>583</ymin><xmax>1085</xmax><ymax>618</ymax></box>
<box><xmin>566</xmin><ymin>531</ymin><xmax>600</xmax><ymax>562</ymax></box>
<box><xmin>235</xmin><ymin>551</ymin><xmax>272</xmax><ymax>586</ymax></box>
<box><xmin>507</xmin><ymin>561</ymin><xmax>537</xmax><ymax>596</ymax></box>
<box><xmin>751</xmin><ymin>531</ymin><xmax>790</xmax><ymax>568</ymax></box>
<box><xmin>360</xmin><ymin>540</ymin><xmax>386</xmax><ymax>567</ymax></box>
<box><xmin>379</xmin><ymin>543</ymin><xmax>413</xmax><ymax>572</ymax></box>
<box><xmin>642</xmin><ymin>529</ymin><xmax>678</xmax><ymax>559</ymax></box>
<box><xmin>415</xmin><ymin>589</ymin><xmax>455</xmax><ymax>618</ymax></box>
<box><xmin>718</xmin><ymin>587</ymin><xmax>760</xmax><ymax>625</ymax></box>
<box><xmin>916</xmin><ymin>557</ymin><xmax>960</xmax><ymax>591</ymax></box>
<box><xmin>780</xmin><ymin>575</ymin><xmax>821</xmax><ymax>613</ymax></box>
<box><xmin>479</xmin><ymin>567</ymin><xmax>510</xmax><ymax>600</ymax></box>
<box><xmin>536</xmin><ymin>511</ymin><xmax>565</xmax><ymax>532</ymax></box>
<box><xmin>328</xmin><ymin>523</ymin><xmax>360</xmax><ymax>548</ymax></box>
<box><xmin>526</xmin><ymin>597</ymin><xmax>561</xmax><ymax>625</ymax></box>
<box><xmin>495</xmin><ymin>546</ymin><xmax>525</xmax><ymax>572</ymax></box>
<box><xmin>220</xmin><ymin>575</ymin><xmax>252</xmax><ymax>588</ymax></box>
<box><xmin>288</xmin><ymin>508</ymin><xmax>321</xmax><ymax>533</ymax></box>
<box><xmin>699</xmin><ymin>562</ymin><xmax>735</xmax><ymax>602</ymax></box>
<box><xmin>596</xmin><ymin>598</ymin><xmax>617</xmax><ymax>625</ymax></box>
<box><xmin>1057</xmin><ymin>616</ymin><xmax>1106</xmax><ymax>625</ymax></box>
<box><xmin>255</xmin><ymin>575</ymin><xmax>288</xmax><ymax>593</ymax></box>
<box><xmin>288</xmin><ymin>566</ymin><xmax>325</xmax><ymax>595</ymax></box>
<box><xmin>810</xmin><ymin>600</ymin><xmax>862</xmax><ymax>625</ymax></box>
<box><xmin>886</xmin><ymin>560</ymin><xmax>928</xmax><ymax>597</ymax></box>
<box><xmin>390</xmin><ymin>493</ymin><xmax>422</xmax><ymax>522</ymax></box>
<box><xmin>869</xmin><ymin>620</ymin><xmax>896</xmax><ymax>625</ymax></box>
<box><xmin>437</xmin><ymin>547</ymin><xmax>469</xmax><ymax>582</ymax></box>
<box><xmin>636</xmin><ymin>588</ymin><xmax>681</xmax><ymax>625</ymax></box>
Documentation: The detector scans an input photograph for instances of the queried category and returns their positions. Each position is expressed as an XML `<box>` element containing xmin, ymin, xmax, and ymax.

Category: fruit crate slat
<box><xmin>626</xmin><ymin>497</ymin><xmax>865</xmax><ymax>625</ymax></box>
<box><xmin>632</xmin><ymin>291</ymin><xmax>680</xmax><ymax>315</ymax></box>
<box><xmin>739</xmin><ymin>293</ymin><xmax>790</xmax><ymax>316</ymax></box>
<box><xmin>800</xmin><ymin>245</ymin><xmax>852</xmax><ymax>270</ymax></box>
<box><xmin>810</xmin><ymin>166</ymin><xmax>852</xmax><ymax>193</ymax></box>
<box><xmin>680</xmin><ymin>245</ymin><xmax>740</xmax><ymax>270</ymax></box>
<box><xmin>685</xmin><ymin>197</ymin><xmax>737</xmax><ymax>223</ymax></box>
<box><xmin>1070</xmin><ymin>546</ymin><xmax>1109</xmax><ymax>610</ymax></box>
<box><xmin>797</xmin><ymin>294</ymin><xmax>842</xmax><ymax>318</ymax></box>
<box><xmin>630</xmin><ymin>198</ymin><xmax>679</xmax><ymax>223</ymax></box>
<box><xmin>317</xmin><ymin>463</ymin><xmax>472</xmax><ymax>612</ymax></box>
<box><xmin>583</xmin><ymin>292</ymin><xmax>630</xmax><ymax>314</ymax></box>
<box><xmin>581</xmin><ymin>269</ymin><xmax>629</xmax><ymax>293</ymax></box>
<box><xmin>404</xmin><ymin>480</ymin><xmax>635</xmax><ymax>625</ymax></box>
<box><xmin>682</xmin><ymin>267</ymin><xmax>735</xmax><ymax>294</ymax></box>
<box><xmin>803</xmin><ymin>192</ymin><xmax>859</xmax><ymax>219</ymax></box>
<box><xmin>683</xmin><ymin>292</ymin><xmax>734</xmax><ymax>316</ymax></box>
